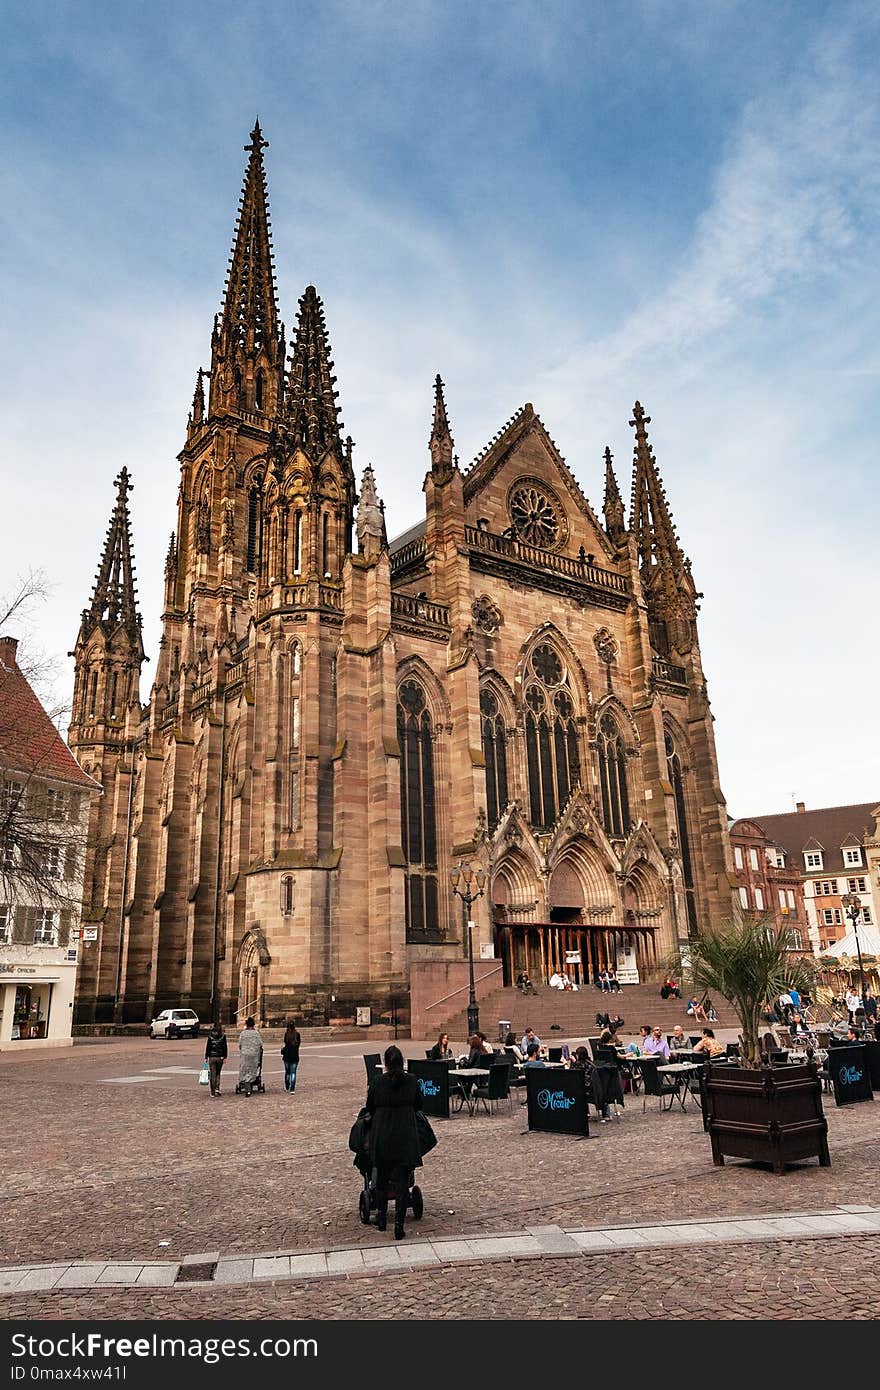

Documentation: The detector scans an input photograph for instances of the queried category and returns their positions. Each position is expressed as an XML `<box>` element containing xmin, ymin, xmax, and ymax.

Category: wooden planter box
<box><xmin>704</xmin><ymin>1062</ymin><xmax>830</xmax><ymax>1174</ymax></box>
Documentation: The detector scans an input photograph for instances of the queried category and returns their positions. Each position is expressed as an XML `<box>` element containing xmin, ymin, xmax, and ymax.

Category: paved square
<box><xmin>2</xmin><ymin>1033</ymin><xmax>880</xmax><ymax>1319</ymax></box>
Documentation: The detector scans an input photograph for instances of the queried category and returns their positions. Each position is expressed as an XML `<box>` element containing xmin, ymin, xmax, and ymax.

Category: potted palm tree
<box><xmin>674</xmin><ymin>917</ymin><xmax>830</xmax><ymax>1174</ymax></box>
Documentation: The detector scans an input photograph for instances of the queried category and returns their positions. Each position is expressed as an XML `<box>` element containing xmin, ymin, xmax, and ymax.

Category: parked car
<box><xmin>149</xmin><ymin>1009</ymin><xmax>201</xmax><ymax>1039</ymax></box>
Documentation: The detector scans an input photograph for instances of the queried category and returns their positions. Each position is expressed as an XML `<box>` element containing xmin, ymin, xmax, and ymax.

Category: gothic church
<box><xmin>69</xmin><ymin>125</ymin><xmax>733</xmax><ymax>1026</ymax></box>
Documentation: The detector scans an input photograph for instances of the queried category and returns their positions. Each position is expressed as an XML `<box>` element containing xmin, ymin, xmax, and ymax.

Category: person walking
<box><xmin>237</xmin><ymin>1016</ymin><xmax>263</xmax><ymax>1096</ymax></box>
<box><xmin>364</xmin><ymin>1045</ymin><xmax>423</xmax><ymax>1239</ymax></box>
<box><xmin>204</xmin><ymin>1021</ymin><xmax>227</xmax><ymax>1096</ymax></box>
<box><xmin>282</xmin><ymin>1019</ymin><xmax>302</xmax><ymax>1094</ymax></box>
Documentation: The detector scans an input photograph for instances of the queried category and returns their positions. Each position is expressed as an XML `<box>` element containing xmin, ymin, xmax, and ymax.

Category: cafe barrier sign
<box><xmin>407</xmin><ymin>1059</ymin><xmax>450</xmax><ymax>1119</ymax></box>
<box><xmin>526</xmin><ymin>1066</ymin><xmax>589</xmax><ymax>1137</ymax></box>
<box><xmin>830</xmin><ymin>1044</ymin><xmax>873</xmax><ymax>1107</ymax></box>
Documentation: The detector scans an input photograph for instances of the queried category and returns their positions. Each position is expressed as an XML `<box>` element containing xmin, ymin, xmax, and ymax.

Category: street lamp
<box><xmin>450</xmin><ymin>862</ymin><xmax>486</xmax><ymax>1037</ymax></box>
<box><xmin>841</xmin><ymin>892</ymin><xmax>867</xmax><ymax>1023</ymax></box>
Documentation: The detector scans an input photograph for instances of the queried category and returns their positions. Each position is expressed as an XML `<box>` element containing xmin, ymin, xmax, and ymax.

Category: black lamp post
<box><xmin>841</xmin><ymin>892</ymin><xmax>867</xmax><ymax>1023</ymax></box>
<box><xmin>450</xmin><ymin>862</ymin><xmax>486</xmax><ymax>1037</ymax></box>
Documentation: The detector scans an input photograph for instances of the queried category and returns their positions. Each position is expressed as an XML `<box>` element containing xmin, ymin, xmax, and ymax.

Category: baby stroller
<box><xmin>348</xmin><ymin>1108</ymin><xmax>425</xmax><ymax>1226</ymax></box>
<box><xmin>234</xmin><ymin>1061</ymin><xmax>266</xmax><ymax>1095</ymax></box>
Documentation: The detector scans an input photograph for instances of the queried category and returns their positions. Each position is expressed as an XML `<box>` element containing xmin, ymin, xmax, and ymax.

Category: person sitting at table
<box><xmin>464</xmin><ymin>1033</ymin><xmax>492</xmax><ymax>1067</ymax></box>
<box><xmin>789</xmin><ymin>1012</ymin><xmax>810</xmax><ymax>1041</ymax></box>
<box><xmin>523</xmin><ymin>1042</ymin><xmax>546</xmax><ymax>1067</ymax></box>
<box><xmin>503</xmin><ymin>1030</ymin><xmax>525</xmax><ymax>1062</ymax></box>
<box><xmin>692</xmin><ymin>1027</ymin><xmax>724</xmax><ymax>1058</ymax></box>
<box><xmin>607</xmin><ymin>969</ymin><xmax>621</xmax><ymax>993</ymax></box>
<box><xmin>669</xmin><ymin>1025</ymin><xmax>688</xmax><ymax>1053</ymax></box>
<box><xmin>686</xmin><ymin>997</ymin><xmax>709</xmax><ymax>1023</ymax></box>
<box><xmin>476</xmin><ymin>1030</ymin><xmax>494</xmax><ymax>1054</ymax></box>
<box><xmin>598</xmin><ymin>1026</ymin><xmax>618</xmax><ymax>1048</ymax></box>
<box><xmin>521</xmin><ymin>1026</ymin><xmax>542</xmax><ymax>1056</ymax></box>
<box><xmin>428</xmin><ymin>1032</ymin><xmax>453</xmax><ymax>1061</ymax></box>
<box><xmin>643</xmin><ymin>1026</ymin><xmax>670</xmax><ymax>1060</ymax></box>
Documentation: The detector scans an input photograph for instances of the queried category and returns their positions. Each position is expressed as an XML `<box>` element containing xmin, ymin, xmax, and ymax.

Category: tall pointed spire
<box><xmin>629</xmin><ymin>401</ymin><xmax>692</xmax><ymax>654</ymax></box>
<box><xmin>602</xmin><ymin>445</ymin><xmax>625</xmax><ymax>541</ymax></box>
<box><xmin>284</xmin><ymin>285</ymin><xmax>343</xmax><ymax>458</ymax></box>
<box><xmin>429</xmin><ymin>374</ymin><xmax>455</xmax><ymax>479</ymax></box>
<box><xmin>208</xmin><ymin>122</ymin><xmax>284</xmax><ymax>420</ymax></box>
<box><xmin>219</xmin><ymin>120</ymin><xmax>279</xmax><ymax>357</ymax></box>
<box><xmin>84</xmin><ymin>469</ymin><xmax>142</xmax><ymax>641</ymax></box>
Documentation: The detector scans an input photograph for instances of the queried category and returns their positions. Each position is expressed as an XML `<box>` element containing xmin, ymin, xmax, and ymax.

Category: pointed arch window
<box><xmin>289</xmin><ymin>643</ymin><xmax>302</xmax><ymax>829</ymax></box>
<box><xmin>480</xmin><ymin>689</ymin><xmax>508</xmax><ymax>830</ymax></box>
<box><xmin>523</xmin><ymin>643</ymin><xmax>581</xmax><ymax>829</ymax></box>
<box><xmin>109</xmin><ymin>670</ymin><xmax>119</xmax><ymax>720</ymax></box>
<box><xmin>255</xmin><ymin>369</ymin><xmax>266</xmax><ymax>412</ymax></box>
<box><xmin>666</xmin><ymin>729</ymin><xmax>697</xmax><ymax>935</ymax></box>
<box><xmin>397</xmin><ymin>680</ymin><xmax>439</xmax><ymax>940</ymax></box>
<box><xmin>293</xmin><ymin>511</ymin><xmax>303</xmax><ymax>575</ymax></box>
<box><xmin>88</xmin><ymin>670</ymin><xmax>99</xmax><ymax>720</ymax></box>
<box><xmin>598</xmin><ymin>712</ymin><xmax>631</xmax><ymax>838</ymax></box>
<box><xmin>246</xmin><ymin>485</ymin><xmax>263</xmax><ymax>574</ymax></box>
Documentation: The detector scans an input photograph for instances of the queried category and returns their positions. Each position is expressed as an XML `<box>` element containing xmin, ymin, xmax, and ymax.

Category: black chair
<box><xmin>688</xmin><ymin>1036</ymin><xmax>702</xmax><ymax>1048</ymax></box>
<box><xmin>725</xmin><ymin>1043</ymin><xmax>740</xmax><ymax>1059</ymax></box>
<box><xmin>594</xmin><ymin>1045</ymin><xmax>620</xmax><ymax>1065</ymax></box>
<box><xmin>363</xmin><ymin>1052</ymin><xmax>381</xmax><ymax>1081</ymax></box>
<box><xmin>548</xmin><ymin>1047</ymin><xmax>563</xmax><ymax>1063</ymax></box>
<box><xmin>473</xmin><ymin>1062</ymin><xmax>513</xmax><ymax>1115</ymax></box>
<box><xmin>587</xmin><ymin>1037</ymin><xmax>606</xmax><ymax>1062</ymax></box>
<box><xmin>770</xmin><ymin>1050</ymin><xmax>789</xmax><ymax>1065</ymax></box>
<box><xmin>635</xmin><ymin>1056</ymin><xmax>677</xmax><ymax>1112</ymax></box>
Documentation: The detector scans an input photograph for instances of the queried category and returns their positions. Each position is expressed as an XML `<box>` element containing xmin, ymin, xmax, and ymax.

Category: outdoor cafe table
<box><xmin>656</xmin><ymin>1061</ymin><xmax>704</xmax><ymax>1111</ymax></box>
<box><xmin>448</xmin><ymin>1067</ymin><xmax>490</xmax><ymax>1115</ymax></box>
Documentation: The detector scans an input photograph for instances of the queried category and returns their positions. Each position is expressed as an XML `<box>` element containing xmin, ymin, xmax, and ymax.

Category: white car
<box><xmin>149</xmin><ymin>1008</ymin><xmax>201</xmax><ymax>1040</ymax></box>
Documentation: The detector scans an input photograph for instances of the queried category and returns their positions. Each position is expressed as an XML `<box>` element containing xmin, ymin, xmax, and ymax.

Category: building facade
<box><xmin>733</xmin><ymin>802</ymin><xmax>879</xmax><ymax>955</ymax></box>
<box><xmin>69</xmin><ymin>126</ymin><xmax>734</xmax><ymax>1028</ymax></box>
<box><xmin>0</xmin><ymin>636</ymin><xmax>98</xmax><ymax>1049</ymax></box>
<box><xmin>728</xmin><ymin>818</ymin><xmax>808</xmax><ymax>954</ymax></box>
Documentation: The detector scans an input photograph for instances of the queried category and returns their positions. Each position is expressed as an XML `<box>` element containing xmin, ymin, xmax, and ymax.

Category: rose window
<box><xmin>508</xmin><ymin>482</ymin><xmax>564</xmax><ymax>549</ymax></box>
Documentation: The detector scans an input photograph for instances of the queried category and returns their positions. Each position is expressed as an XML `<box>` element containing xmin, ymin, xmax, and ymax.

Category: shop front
<box><xmin>0</xmin><ymin>946</ymin><xmax>78</xmax><ymax>1050</ymax></box>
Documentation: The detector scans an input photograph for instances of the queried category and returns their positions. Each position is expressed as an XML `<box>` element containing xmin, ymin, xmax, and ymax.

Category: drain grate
<box><xmin>175</xmin><ymin>1261</ymin><xmax>217</xmax><ymax>1283</ymax></box>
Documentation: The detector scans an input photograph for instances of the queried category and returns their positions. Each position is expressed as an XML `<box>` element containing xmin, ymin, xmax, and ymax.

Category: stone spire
<box><xmin>429</xmin><ymin>374</ymin><xmax>455</xmax><ymax>480</ymax></box>
<box><xmin>187</xmin><ymin>369</ymin><xmax>205</xmax><ymax>436</ymax></box>
<box><xmin>208</xmin><ymin>121</ymin><xmax>285</xmax><ymax>419</ymax></box>
<box><xmin>284</xmin><ymin>285</ymin><xmax>343</xmax><ymax>458</ymax></box>
<box><xmin>629</xmin><ymin>401</ymin><xmax>692</xmax><ymax>654</ymax></box>
<box><xmin>81</xmin><ymin>469</ymin><xmax>142</xmax><ymax>644</ymax></box>
<box><xmin>356</xmin><ymin>464</ymin><xmax>386</xmax><ymax>558</ymax></box>
<box><xmin>602</xmin><ymin>445</ymin><xmax>625</xmax><ymax>542</ymax></box>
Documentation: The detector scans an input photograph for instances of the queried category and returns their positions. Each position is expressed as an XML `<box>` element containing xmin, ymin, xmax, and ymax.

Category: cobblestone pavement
<box><xmin>2</xmin><ymin>1035</ymin><xmax>879</xmax><ymax>1320</ymax></box>
<box><xmin>2</xmin><ymin>1236</ymin><xmax>878</xmax><ymax>1320</ymax></box>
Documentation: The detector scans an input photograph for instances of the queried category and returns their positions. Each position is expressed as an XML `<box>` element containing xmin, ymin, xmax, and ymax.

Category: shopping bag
<box><xmin>198</xmin><ymin>1063</ymin><xmax>210</xmax><ymax>1086</ymax></box>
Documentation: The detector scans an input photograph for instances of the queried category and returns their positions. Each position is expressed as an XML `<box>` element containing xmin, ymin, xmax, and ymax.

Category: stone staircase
<box><xmin>435</xmin><ymin>978</ymin><xmax>738</xmax><ymax>1045</ymax></box>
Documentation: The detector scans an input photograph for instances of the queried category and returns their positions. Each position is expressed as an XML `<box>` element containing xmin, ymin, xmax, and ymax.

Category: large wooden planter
<box><xmin>704</xmin><ymin>1062</ymin><xmax>830</xmax><ymax>1174</ymax></box>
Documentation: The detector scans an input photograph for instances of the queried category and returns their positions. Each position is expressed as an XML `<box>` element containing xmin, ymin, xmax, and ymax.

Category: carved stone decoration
<box><xmin>593</xmin><ymin>626</ymin><xmax>618</xmax><ymax>664</ymax></box>
<box><xmin>222</xmin><ymin>500</ymin><xmax>235</xmax><ymax>550</ymax></box>
<box><xmin>471</xmin><ymin>594</ymin><xmax>503</xmax><ymax>635</ymax></box>
<box><xmin>197</xmin><ymin>492</ymin><xmax>211</xmax><ymax>553</ymax></box>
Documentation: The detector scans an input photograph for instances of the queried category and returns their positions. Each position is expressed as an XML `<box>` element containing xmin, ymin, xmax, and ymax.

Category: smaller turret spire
<box><xmin>188</xmin><ymin>369</ymin><xmax>205</xmax><ymax>432</ymax></box>
<box><xmin>84</xmin><ymin>469</ymin><xmax>142</xmax><ymax>642</ymax></box>
<box><xmin>602</xmin><ymin>445</ymin><xmax>625</xmax><ymax>541</ymax></box>
<box><xmin>356</xmin><ymin>464</ymin><xmax>386</xmax><ymax>559</ymax></box>
<box><xmin>284</xmin><ymin>285</ymin><xmax>343</xmax><ymax>458</ymax></box>
<box><xmin>429</xmin><ymin>374</ymin><xmax>455</xmax><ymax>479</ymax></box>
<box><xmin>629</xmin><ymin>401</ymin><xmax>693</xmax><ymax>655</ymax></box>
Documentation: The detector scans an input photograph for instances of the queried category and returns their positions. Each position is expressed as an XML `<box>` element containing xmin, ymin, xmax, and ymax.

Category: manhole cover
<box><xmin>175</xmin><ymin>1261</ymin><xmax>217</xmax><ymax>1283</ymax></box>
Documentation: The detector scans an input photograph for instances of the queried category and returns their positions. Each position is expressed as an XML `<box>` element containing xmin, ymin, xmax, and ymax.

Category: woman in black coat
<box><xmin>364</xmin><ymin>1045</ymin><xmax>422</xmax><ymax>1239</ymax></box>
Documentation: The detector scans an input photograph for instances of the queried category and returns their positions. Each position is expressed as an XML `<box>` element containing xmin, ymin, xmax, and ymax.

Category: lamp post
<box><xmin>841</xmin><ymin>892</ymin><xmax>867</xmax><ymax>1021</ymax></box>
<box><xmin>450</xmin><ymin>862</ymin><xmax>486</xmax><ymax>1037</ymax></box>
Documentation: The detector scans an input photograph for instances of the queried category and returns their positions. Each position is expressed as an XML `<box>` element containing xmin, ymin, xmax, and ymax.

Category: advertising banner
<box><xmin>407</xmin><ymin>1059</ymin><xmax>450</xmax><ymax>1119</ymax></box>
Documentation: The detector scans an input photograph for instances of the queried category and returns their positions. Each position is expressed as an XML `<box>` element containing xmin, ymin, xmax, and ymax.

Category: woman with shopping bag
<box><xmin>204</xmin><ymin>1021</ymin><xmax>228</xmax><ymax>1096</ymax></box>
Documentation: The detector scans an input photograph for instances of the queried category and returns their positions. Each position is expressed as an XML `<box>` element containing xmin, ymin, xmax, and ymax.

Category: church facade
<box><xmin>68</xmin><ymin>126</ymin><xmax>734</xmax><ymax>1027</ymax></box>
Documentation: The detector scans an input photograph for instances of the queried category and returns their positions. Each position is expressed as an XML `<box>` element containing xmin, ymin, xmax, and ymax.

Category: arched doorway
<box><xmin>237</xmin><ymin>936</ymin><xmax>261</xmax><ymax>1025</ymax></box>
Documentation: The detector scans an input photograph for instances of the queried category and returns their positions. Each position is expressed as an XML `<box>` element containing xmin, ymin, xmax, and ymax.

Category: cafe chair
<box><xmin>688</xmin><ymin>1036</ymin><xmax>702</xmax><ymax>1049</ymax></box>
<box><xmin>769</xmin><ymin>1050</ymin><xmax>789</xmax><ymax>1065</ymax></box>
<box><xmin>587</xmin><ymin>1037</ymin><xmax>606</xmax><ymax>1062</ymax></box>
<box><xmin>363</xmin><ymin>1052</ymin><xmax>381</xmax><ymax>1081</ymax></box>
<box><xmin>725</xmin><ymin>1043</ymin><xmax>741</xmax><ymax>1059</ymax></box>
<box><xmin>636</xmin><ymin>1056</ymin><xmax>677</xmax><ymax>1112</ymax></box>
<box><xmin>548</xmin><ymin>1047</ymin><xmax>563</xmax><ymax>1063</ymax></box>
<box><xmin>473</xmin><ymin>1062</ymin><xmax>514</xmax><ymax>1115</ymax></box>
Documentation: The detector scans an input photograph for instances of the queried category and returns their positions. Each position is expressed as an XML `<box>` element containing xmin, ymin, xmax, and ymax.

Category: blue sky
<box><xmin>1</xmin><ymin>0</ymin><xmax>878</xmax><ymax>817</ymax></box>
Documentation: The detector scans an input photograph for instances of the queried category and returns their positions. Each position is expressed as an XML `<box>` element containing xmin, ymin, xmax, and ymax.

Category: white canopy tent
<box><xmin>820</xmin><ymin>925</ymin><xmax>880</xmax><ymax>960</ymax></box>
